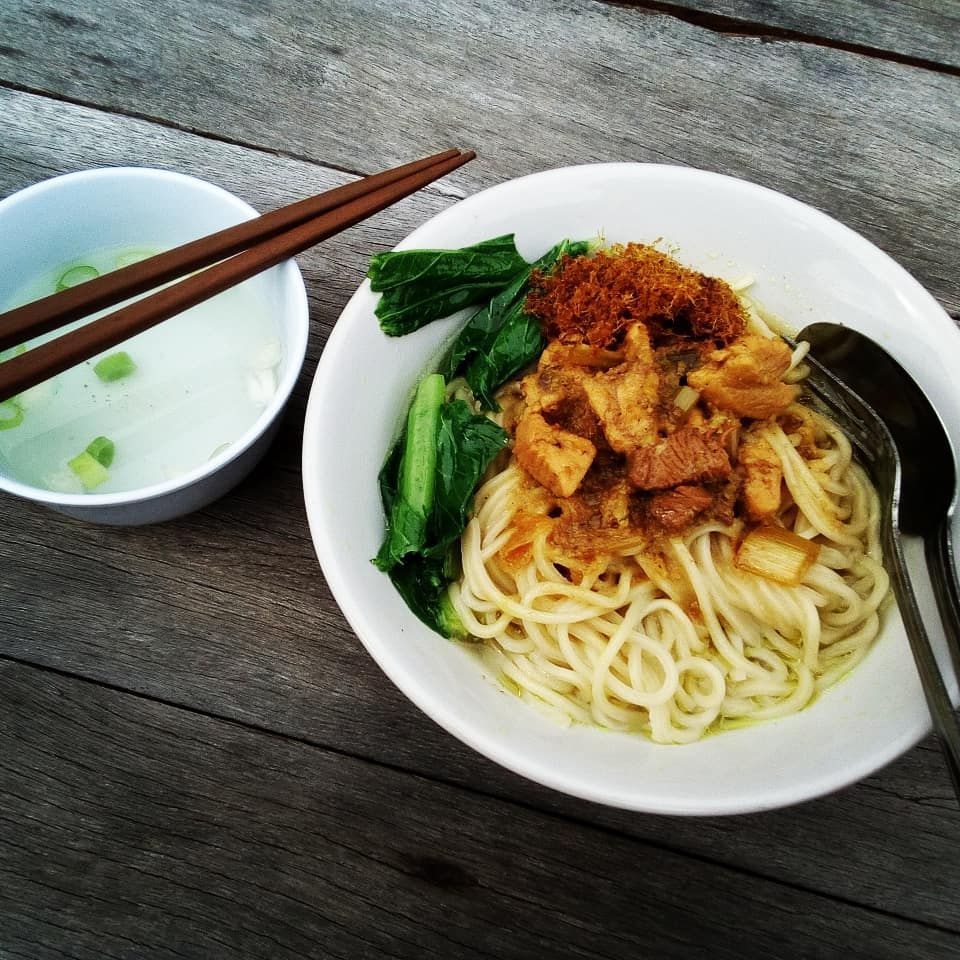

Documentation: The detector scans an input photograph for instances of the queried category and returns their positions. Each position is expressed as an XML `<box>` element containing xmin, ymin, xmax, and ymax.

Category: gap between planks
<box><xmin>604</xmin><ymin>0</ymin><xmax>960</xmax><ymax>78</ymax></box>
<box><xmin>2</xmin><ymin>648</ymin><xmax>956</xmax><ymax>940</ymax></box>
<box><xmin>0</xmin><ymin>78</ymin><xmax>468</xmax><ymax>201</ymax></box>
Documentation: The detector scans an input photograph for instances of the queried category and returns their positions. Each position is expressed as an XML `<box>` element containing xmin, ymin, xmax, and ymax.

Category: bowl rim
<box><xmin>0</xmin><ymin>166</ymin><xmax>309</xmax><ymax>508</ymax></box>
<box><xmin>303</xmin><ymin>161</ymin><xmax>956</xmax><ymax>815</ymax></box>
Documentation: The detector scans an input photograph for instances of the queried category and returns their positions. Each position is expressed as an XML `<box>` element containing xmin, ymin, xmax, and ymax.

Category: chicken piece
<box><xmin>522</xmin><ymin>343</ymin><xmax>623</xmax><ymax>415</ymax></box>
<box><xmin>521</xmin><ymin>365</ymin><xmax>586</xmax><ymax>417</ymax></box>
<box><xmin>739</xmin><ymin>428</ymin><xmax>783</xmax><ymax>521</ymax></box>
<box><xmin>541</xmin><ymin>343</ymin><xmax>624</xmax><ymax>370</ymax></box>
<box><xmin>687</xmin><ymin>335</ymin><xmax>799</xmax><ymax>419</ymax></box>
<box><xmin>627</xmin><ymin>427</ymin><xmax>732</xmax><ymax>491</ymax></box>
<box><xmin>599</xmin><ymin>479</ymin><xmax>632</xmax><ymax>528</ymax></box>
<box><xmin>647</xmin><ymin>485</ymin><xmax>714</xmax><ymax>533</ymax></box>
<box><xmin>514</xmin><ymin>412</ymin><xmax>596</xmax><ymax>498</ymax></box>
<box><xmin>581</xmin><ymin>325</ymin><xmax>659</xmax><ymax>454</ymax></box>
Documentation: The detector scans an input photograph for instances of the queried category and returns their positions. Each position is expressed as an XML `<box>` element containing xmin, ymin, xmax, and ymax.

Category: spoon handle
<box><xmin>886</xmin><ymin>527</ymin><xmax>960</xmax><ymax>800</ymax></box>
<box><xmin>925</xmin><ymin>514</ymin><xmax>960</xmax><ymax>684</ymax></box>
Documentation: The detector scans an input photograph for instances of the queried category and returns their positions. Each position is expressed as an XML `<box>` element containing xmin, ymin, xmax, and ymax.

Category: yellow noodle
<box><xmin>451</xmin><ymin>392</ymin><xmax>888</xmax><ymax>744</ymax></box>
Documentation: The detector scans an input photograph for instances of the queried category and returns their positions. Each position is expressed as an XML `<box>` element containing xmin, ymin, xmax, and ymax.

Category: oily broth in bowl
<box><xmin>303</xmin><ymin>164</ymin><xmax>960</xmax><ymax>814</ymax></box>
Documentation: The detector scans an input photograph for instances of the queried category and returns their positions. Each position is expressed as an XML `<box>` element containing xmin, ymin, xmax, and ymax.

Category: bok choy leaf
<box><xmin>369</xmin><ymin>234</ymin><xmax>528</xmax><ymax>336</ymax></box>
<box><xmin>374</xmin><ymin>386</ymin><xmax>508</xmax><ymax>637</ymax></box>
<box><xmin>443</xmin><ymin>238</ymin><xmax>592</xmax><ymax>410</ymax></box>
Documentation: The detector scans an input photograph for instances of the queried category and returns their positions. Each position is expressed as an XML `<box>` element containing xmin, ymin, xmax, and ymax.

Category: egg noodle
<box><xmin>449</xmin><ymin>343</ymin><xmax>890</xmax><ymax>744</ymax></box>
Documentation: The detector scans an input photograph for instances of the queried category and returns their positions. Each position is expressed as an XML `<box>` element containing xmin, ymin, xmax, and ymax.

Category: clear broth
<box><xmin>0</xmin><ymin>245</ymin><xmax>283</xmax><ymax>494</ymax></box>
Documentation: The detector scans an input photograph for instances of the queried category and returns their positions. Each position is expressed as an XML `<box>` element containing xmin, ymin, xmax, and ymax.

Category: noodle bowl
<box><xmin>305</xmin><ymin>163</ymin><xmax>960</xmax><ymax>812</ymax></box>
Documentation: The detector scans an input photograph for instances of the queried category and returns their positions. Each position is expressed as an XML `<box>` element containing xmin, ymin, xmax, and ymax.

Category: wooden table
<box><xmin>2</xmin><ymin>2</ymin><xmax>959</xmax><ymax>956</ymax></box>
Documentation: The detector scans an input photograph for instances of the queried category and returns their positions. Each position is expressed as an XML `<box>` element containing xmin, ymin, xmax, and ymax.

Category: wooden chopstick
<box><xmin>0</xmin><ymin>148</ymin><xmax>462</xmax><ymax>353</ymax></box>
<box><xmin>0</xmin><ymin>149</ymin><xmax>474</xmax><ymax>401</ymax></box>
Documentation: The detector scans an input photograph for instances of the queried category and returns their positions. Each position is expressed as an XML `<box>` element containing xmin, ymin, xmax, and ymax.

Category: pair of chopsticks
<box><xmin>0</xmin><ymin>148</ymin><xmax>475</xmax><ymax>401</ymax></box>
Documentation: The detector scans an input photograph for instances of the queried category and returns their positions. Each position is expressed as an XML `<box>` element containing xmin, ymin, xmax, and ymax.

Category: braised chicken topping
<box><xmin>504</xmin><ymin>247</ymin><xmax>802</xmax><ymax>564</ymax></box>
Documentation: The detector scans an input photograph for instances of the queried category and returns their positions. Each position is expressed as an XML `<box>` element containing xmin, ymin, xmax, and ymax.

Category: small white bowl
<box><xmin>303</xmin><ymin>163</ymin><xmax>960</xmax><ymax>815</ymax></box>
<box><xmin>0</xmin><ymin>167</ymin><xmax>309</xmax><ymax>524</ymax></box>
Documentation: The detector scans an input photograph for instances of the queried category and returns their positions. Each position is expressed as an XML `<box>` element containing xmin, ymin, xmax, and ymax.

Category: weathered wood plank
<box><xmin>1</xmin><ymin>0</ymin><xmax>958</xmax><ymax>314</ymax></box>
<box><xmin>623</xmin><ymin>0</ymin><xmax>960</xmax><ymax>71</ymax></box>
<box><xmin>2</xmin><ymin>660</ymin><xmax>958</xmax><ymax>960</ymax></box>
<box><xmin>1</xmin><ymin>89</ymin><xmax>959</xmax><ymax>931</ymax></box>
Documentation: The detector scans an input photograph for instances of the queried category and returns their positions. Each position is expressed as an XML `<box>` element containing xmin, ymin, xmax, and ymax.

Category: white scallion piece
<box><xmin>736</xmin><ymin>526</ymin><xmax>820</xmax><ymax>586</ymax></box>
<box><xmin>43</xmin><ymin>468</ymin><xmax>84</xmax><ymax>494</ymax></box>
<box><xmin>674</xmin><ymin>385</ymin><xmax>700</xmax><ymax>412</ymax></box>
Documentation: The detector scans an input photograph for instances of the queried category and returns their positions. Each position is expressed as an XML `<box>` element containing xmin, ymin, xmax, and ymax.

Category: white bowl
<box><xmin>0</xmin><ymin>168</ymin><xmax>309</xmax><ymax>525</ymax></box>
<box><xmin>303</xmin><ymin>163</ymin><xmax>960</xmax><ymax>815</ymax></box>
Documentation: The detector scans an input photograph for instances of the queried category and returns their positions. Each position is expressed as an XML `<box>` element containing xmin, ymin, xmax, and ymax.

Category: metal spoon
<box><xmin>799</xmin><ymin>322</ymin><xmax>960</xmax><ymax>794</ymax></box>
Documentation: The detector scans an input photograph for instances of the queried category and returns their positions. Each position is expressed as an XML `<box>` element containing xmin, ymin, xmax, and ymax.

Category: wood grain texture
<box><xmin>621</xmin><ymin>0</ymin><xmax>960</xmax><ymax>70</ymax></box>
<box><xmin>2</xmin><ymin>660</ymin><xmax>959</xmax><ymax>960</ymax></box>
<box><xmin>1</xmin><ymin>0</ymin><xmax>959</xmax><ymax>315</ymax></box>
<box><xmin>1</xmin><ymin>88</ymin><xmax>960</xmax><ymax>933</ymax></box>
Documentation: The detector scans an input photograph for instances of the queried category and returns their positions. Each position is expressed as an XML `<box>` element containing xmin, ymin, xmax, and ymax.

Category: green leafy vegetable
<box><xmin>369</xmin><ymin>234</ymin><xmax>595</xmax><ymax>638</ymax></box>
<box><xmin>369</xmin><ymin>234</ymin><xmax>528</xmax><ymax>336</ymax></box>
<box><xmin>85</xmin><ymin>436</ymin><xmax>115</xmax><ymax>468</ymax></box>
<box><xmin>464</xmin><ymin>308</ymin><xmax>544</xmax><ymax>410</ymax></box>
<box><xmin>56</xmin><ymin>264</ymin><xmax>99</xmax><ymax>292</ymax></box>
<box><xmin>385</xmin><ymin>554</ymin><xmax>466</xmax><ymax>640</ymax></box>
<box><xmin>369</xmin><ymin>234</ymin><xmax>525</xmax><ymax>291</ymax></box>
<box><xmin>374</xmin><ymin>373</ymin><xmax>446</xmax><ymax>571</ymax></box>
<box><xmin>428</xmin><ymin>399</ymin><xmax>509</xmax><ymax>554</ymax></box>
<box><xmin>443</xmin><ymin>238</ymin><xmax>591</xmax><ymax>409</ymax></box>
<box><xmin>440</xmin><ymin>266</ymin><xmax>531</xmax><ymax>380</ymax></box>
<box><xmin>93</xmin><ymin>351</ymin><xmax>137</xmax><ymax>383</ymax></box>
<box><xmin>374</xmin><ymin>387</ymin><xmax>508</xmax><ymax>637</ymax></box>
<box><xmin>68</xmin><ymin>451</ymin><xmax>109</xmax><ymax>490</ymax></box>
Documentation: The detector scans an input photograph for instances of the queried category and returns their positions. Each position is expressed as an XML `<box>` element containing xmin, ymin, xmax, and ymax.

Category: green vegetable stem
<box><xmin>374</xmin><ymin>382</ymin><xmax>509</xmax><ymax>638</ymax></box>
<box><xmin>375</xmin><ymin>373</ymin><xmax>446</xmax><ymax>570</ymax></box>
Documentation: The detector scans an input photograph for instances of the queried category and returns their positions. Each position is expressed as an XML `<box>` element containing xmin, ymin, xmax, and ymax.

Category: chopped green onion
<box><xmin>68</xmin><ymin>451</ymin><xmax>109</xmax><ymax>490</ymax></box>
<box><xmin>114</xmin><ymin>250</ymin><xmax>153</xmax><ymax>269</ymax></box>
<box><xmin>93</xmin><ymin>351</ymin><xmax>137</xmax><ymax>382</ymax></box>
<box><xmin>0</xmin><ymin>343</ymin><xmax>26</xmax><ymax>363</ymax></box>
<box><xmin>0</xmin><ymin>399</ymin><xmax>23</xmax><ymax>431</ymax></box>
<box><xmin>209</xmin><ymin>441</ymin><xmax>232</xmax><ymax>460</ymax></box>
<box><xmin>85</xmin><ymin>436</ymin><xmax>115</xmax><ymax>468</ymax></box>
<box><xmin>55</xmin><ymin>264</ymin><xmax>99</xmax><ymax>292</ymax></box>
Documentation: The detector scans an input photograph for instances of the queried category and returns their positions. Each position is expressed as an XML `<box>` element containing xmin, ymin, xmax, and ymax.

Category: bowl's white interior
<box><xmin>0</xmin><ymin>167</ymin><xmax>307</xmax><ymax>507</ymax></box>
<box><xmin>303</xmin><ymin>163</ymin><xmax>960</xmax><ymax>815</ymax></box>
